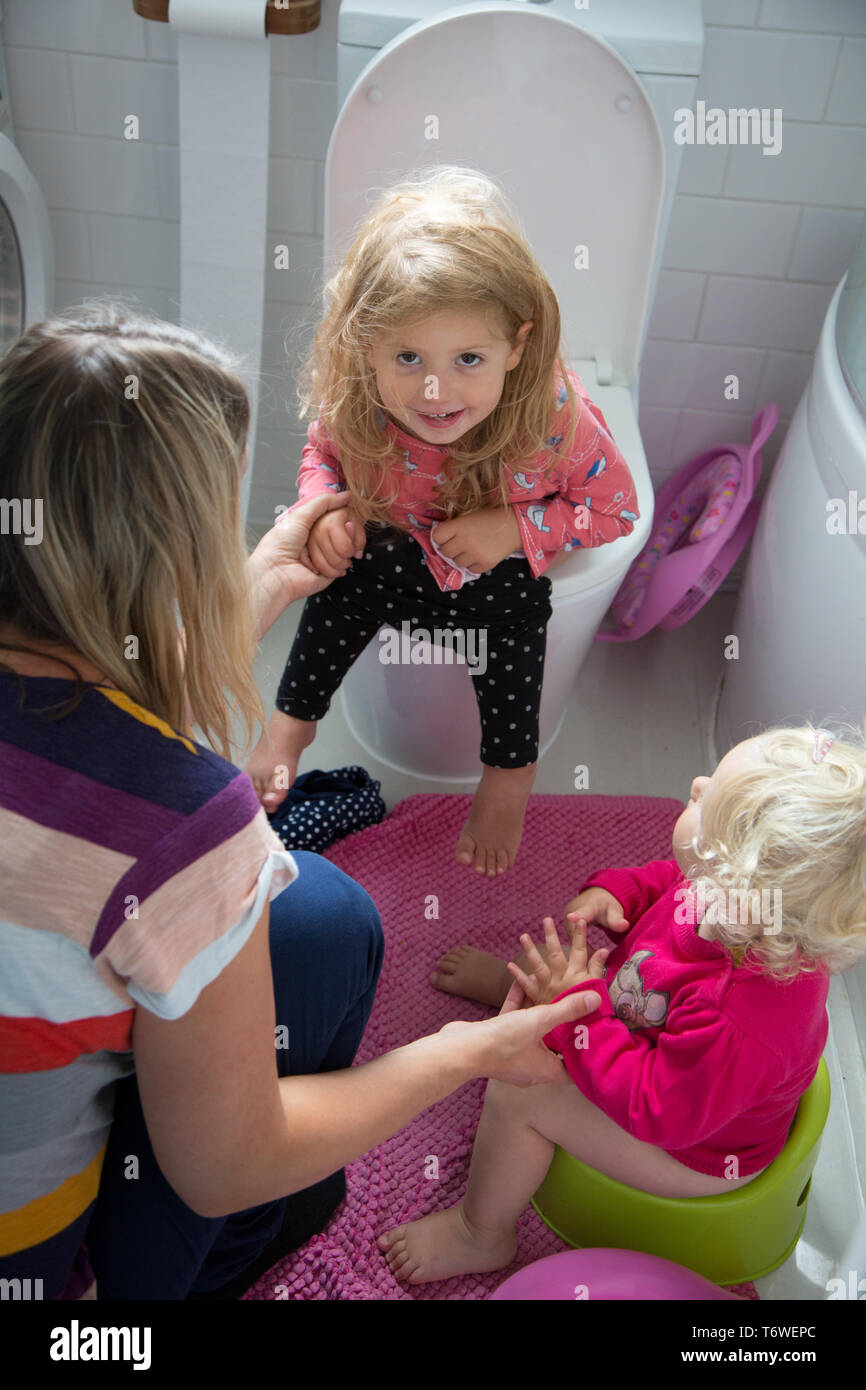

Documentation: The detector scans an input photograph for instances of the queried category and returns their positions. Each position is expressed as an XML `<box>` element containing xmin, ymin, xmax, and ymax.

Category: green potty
<box><xmin>531</xmin><ymin>1056</ymin><xmax>831</xmax><ymax>1287</ymax></box>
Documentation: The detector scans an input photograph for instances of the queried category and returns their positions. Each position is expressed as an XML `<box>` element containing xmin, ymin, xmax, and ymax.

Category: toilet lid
<box><xmin>0</xmin><ymin>133</ymin><xmax>53</xmax><ymax>357</ymax></box>
<box><xmin>326</xmin><ymin>2</ymin><xmax>664</xmax><ymax>386</ymax></box>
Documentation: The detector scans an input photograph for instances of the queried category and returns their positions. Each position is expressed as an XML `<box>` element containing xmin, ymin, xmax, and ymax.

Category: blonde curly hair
<box><xmin>685</xmin><ymin>723</ymin><xmax>866</xmax><ymax>982</ymax></box>
<box><xmin>289</xmin><ymin>164</ymin><xmax>581</xmax><ymax>527</ymax></box>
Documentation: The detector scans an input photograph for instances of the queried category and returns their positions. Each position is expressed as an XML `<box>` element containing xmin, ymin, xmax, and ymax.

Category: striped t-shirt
<box><xmin>0</xmin><ymin>672</ymin><xmax>297</xmax><ymax>1262</ymax></box>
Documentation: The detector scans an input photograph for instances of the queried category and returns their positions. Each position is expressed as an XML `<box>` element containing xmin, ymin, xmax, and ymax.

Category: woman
<box><xmin>0</xmin><ymin>304</ymin><xmax>596</xmax><ymax>1301</ymax></box>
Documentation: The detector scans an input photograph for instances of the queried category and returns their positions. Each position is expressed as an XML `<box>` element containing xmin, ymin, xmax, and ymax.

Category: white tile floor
<box><xmin>240</xmin><ymin>588</ymin><xmax>866</xmax><ymax>1302</ymax></box>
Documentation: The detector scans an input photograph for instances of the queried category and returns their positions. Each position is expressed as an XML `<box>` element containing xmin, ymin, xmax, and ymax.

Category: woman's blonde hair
<box><xmin>0</xmin><ymin>300</ymin><xmax>264</xmax><ymax>762</ymax></box>
<box><xmin>292</xmin><ymin>164</ymin><xmax>581</xmax><ymax>526</ymax></box>
<box><xmin>687</xmin><ymin>723</ymin><xmax>866</xmax><ymax>982</ymax></box>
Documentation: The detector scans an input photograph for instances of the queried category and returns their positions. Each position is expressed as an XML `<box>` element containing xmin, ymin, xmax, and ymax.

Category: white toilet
<box><xmin>324</xmin><ymin>0</ymin><xmax>704</xmax><ymax>780</ymax></box>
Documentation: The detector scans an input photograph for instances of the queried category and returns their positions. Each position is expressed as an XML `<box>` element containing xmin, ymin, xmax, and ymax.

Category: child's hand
<box><xmin>564</xmin><ymin>887</ymin><xmax>630</xmax><ymax>935</ymax></box>
<box><xmin>432</xmin><ymin>506</ymin><xmax>522</xmax><ymax>573</ymax></box>
<box><xmin>305</xmin><ymin>503</ymin><xmax>366</xmax><ymax>578</ymax></box>
<box><xmin>248</xmin><ymin>491</ymin><xmax>355</xmax><ymax>625</ymax></box>
<box><xmin>506</xmin><ymin>916</ymin><xmax>610</xmax><ymax>1007</ymax></box>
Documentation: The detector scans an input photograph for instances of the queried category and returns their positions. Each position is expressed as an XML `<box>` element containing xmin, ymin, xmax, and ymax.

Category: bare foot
<box><xmin>455</xmin><ymin>762</ymin><xmax>537</xmax><ymax>876</ymax></box>
<box><xmin>430</xmin><ymin>945</ymin><xmax>512</xmax><ymax>1007</ymax></box>
<box><xmin>378</xmin><ymin>1204</ymin><xmax>517</xmax><ymax>1285</ymax></box>
<box><xmin>245</xmin><ymin>708</ymin><xmax>317</xmax><ymax>813</ymax></box>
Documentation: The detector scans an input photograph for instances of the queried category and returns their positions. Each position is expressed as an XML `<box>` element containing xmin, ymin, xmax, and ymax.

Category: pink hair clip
<box><xmin>812</xmin><ymin>729</ymin><xmax>835</xmax><ymax>764</ymax></box>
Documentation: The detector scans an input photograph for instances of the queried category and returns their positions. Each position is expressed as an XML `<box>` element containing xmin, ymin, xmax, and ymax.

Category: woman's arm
<box><xmin>246</xmin><ymin>491</ymin><xmax>358</xmax><ymax>641</ymax></box>
<box><xmin>133</xmin><ymin>903</ymin><xmax>599</xmax><ymax>1218</ymax></box>
<box><xmin>176</xmin><ymin>491</ymin><xmax>358</xmax><ymax>731</ymax></box>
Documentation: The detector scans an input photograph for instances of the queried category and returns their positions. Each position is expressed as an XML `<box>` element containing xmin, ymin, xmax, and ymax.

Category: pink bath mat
<box><xmin>242</xmin><ymin>793</ymin><xmax>759</xmax><ymax>1301</ymax></box>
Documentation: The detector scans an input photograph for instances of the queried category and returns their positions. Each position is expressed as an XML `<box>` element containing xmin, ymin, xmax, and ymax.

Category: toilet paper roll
<box><xmin>172</xmin><ymin>0</ymin><xmax>271</xmax><ymax>519</ymax></box>
<box><xmin>169</xmin><ymin>0</ymin><xmax>267</xmax><ymax>39</ymax></box>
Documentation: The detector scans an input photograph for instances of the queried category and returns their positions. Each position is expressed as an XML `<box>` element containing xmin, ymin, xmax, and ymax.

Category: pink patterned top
<box><xmin>290</xmin><ymin>368</ymin><xmax>640</xmax><ymax>592</ymax></box>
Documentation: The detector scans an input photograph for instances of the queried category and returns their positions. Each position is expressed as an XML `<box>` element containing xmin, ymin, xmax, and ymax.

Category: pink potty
<box><xmin>489</xmin><ymin>1248</ymin><xmax>743</xmax><ymax>1300</ymax></box>
<box><xmin>596</xmin><ymin>404</ymin><xmax>779</xmax><ymax>643</ymax></box>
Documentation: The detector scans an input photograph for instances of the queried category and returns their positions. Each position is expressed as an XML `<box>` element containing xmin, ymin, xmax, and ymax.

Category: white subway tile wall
<box><xmin>4</xmin><ymin>0</ymin><xmax>865</xmax><ymax>561</ymax></box>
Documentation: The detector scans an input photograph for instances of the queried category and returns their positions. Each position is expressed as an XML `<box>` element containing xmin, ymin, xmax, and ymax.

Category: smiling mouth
<box><xmin>418</xmin><ymin>408</ymin><xmax>464</xmax><ymax>421</ymax></box>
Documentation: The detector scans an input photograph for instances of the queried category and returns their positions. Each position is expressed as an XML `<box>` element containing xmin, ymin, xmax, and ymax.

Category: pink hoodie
<box><xmin>543</xmin><ymin>858</ymin><xmax>829</xmax><ymax>1178</ymax></box>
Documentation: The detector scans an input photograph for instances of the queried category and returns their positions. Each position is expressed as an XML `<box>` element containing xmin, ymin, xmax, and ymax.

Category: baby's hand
<box><xmin>432</xmin><ymin>506</ymin><xmax>522</xmax><ymax>573</ymax></box>
<box><xmin>506</xmin><ymin>916</ymin><xmax>610</xmax><ymax>1007</ymax></box>
<box><xmin>306</xmin><ymin>502</ymin><xmax>366</xmax><ymax>578</ymax></box>
<box><xmin>564</xmin><ymin>886</ymin><xmax>630</xmax><ymax>935</ymax></box>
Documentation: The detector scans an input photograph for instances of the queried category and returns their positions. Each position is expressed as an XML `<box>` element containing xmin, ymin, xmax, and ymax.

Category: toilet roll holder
<box><xmin>132</xmin><ymin>0</ymin><xmax>321</xmax><ymax>36</ymax></box>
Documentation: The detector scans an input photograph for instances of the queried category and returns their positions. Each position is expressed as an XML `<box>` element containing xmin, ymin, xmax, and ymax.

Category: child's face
<box><xmin>364</xmin><ymin>308</ymin><xmax>532</xmax><ymax>445</ymax></box>
<box><xmin>672</xmin><ymin>738</ymin><xmax>760</xmax><ymax>877</ymax></box>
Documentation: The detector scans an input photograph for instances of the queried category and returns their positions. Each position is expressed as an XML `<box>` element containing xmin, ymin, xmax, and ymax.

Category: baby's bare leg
<box><xmin>466</xmin><ymin>1075</ymin><xmax>763</xmax><ymax>1211</ymax></box>
<box><xmin>379</xmin><ymin>1061</ymin><xmax>764</xmax><ymax>1285</ymax></box>
<box><xmin>378</xmin><ymin>1074</ymin><xmax>560</xmax><ymax>1284</ymax></box>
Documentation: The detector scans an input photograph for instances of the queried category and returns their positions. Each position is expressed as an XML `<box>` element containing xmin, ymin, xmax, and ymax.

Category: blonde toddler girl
<box><xmin>246</xmin><ymin>166</ymin><xmax>639</xmax><ymax>876</ymax></box>
<box><xmin>380</xmin><ymin>724</ymin><xmax>866</xmax><ymax>1282</ymax></box>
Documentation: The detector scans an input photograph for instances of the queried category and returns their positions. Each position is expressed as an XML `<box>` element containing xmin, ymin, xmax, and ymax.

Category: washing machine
<box><xmin>0</xmin><ymin>18</ymin><xmax>54</xmax><ymax>356</ymax></box>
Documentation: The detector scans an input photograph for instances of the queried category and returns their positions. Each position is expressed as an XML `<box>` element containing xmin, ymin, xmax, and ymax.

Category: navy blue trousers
<box><xmin>6</xmin><ymin>852</ymin><xmax>384</xmax><ymax>1301</ymax></box>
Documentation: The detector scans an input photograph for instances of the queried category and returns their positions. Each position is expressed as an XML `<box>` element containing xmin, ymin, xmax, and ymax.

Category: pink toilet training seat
<box><xmin>597</xmin><ymin>404</ymin><xmax>779</xmax><ymax>643</ymax></box>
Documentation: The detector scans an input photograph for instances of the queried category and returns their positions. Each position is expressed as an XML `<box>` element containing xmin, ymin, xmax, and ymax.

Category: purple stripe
<box><xmin>0</xmin><ymin>740</ymin><xmax>182</xmax><ymax>855</ymax></box>
<box><xmin>92</xmin><ymin>773</ymin><xmax>263</xmax><ymax>957</ymax></box>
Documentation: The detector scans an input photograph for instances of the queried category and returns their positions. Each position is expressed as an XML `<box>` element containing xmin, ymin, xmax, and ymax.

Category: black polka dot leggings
<box><xmin>275</xmin><ymin>528</ymin><xmax>553</xmax><ymax>768</ymax></box>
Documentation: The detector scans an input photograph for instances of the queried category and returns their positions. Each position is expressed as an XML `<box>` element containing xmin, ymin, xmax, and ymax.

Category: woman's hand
<box><xmin>246</xmin><ymin>492</ymin><xmax>358</xmax><ymax>640</ymax></box>
<box><xmin>438</xmin><ymin>979</ymin><xmax>602</xmax><ymax>1086</ymax></box>
<box><xmin>432</xmin><ymin>506</ymin><xmax>522</xmax><ymax>573</ymax></box>
<box><xmin>506</xmin><ymin>916</ymin><xmax>610</xmax><ymax>1007</ymax></box>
